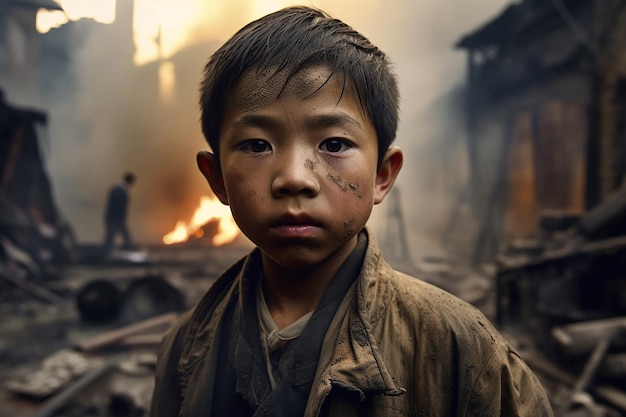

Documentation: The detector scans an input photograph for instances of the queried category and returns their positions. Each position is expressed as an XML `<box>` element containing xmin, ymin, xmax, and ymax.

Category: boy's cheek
<box><xmin>325</xmin><ymin>172</ymin><xmax>365</xmax><ymax>199</ymax></box>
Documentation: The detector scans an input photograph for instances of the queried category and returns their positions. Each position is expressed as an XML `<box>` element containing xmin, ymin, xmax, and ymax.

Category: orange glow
<box><xmin>35</xmin><ymin>0</ymin><xmax>342</xmax><ymax>65</ymax></box>
<box><xmin>132</xmin><ymin>0</ymin><xmax>297</xmax><ymax>66</ymax></box>
<box><xmin>158</xmin><ymin>61</ymin><xmax>175</xmax><ymax>104</ymax></box>
<box><xmin>162</xmin><ymin>195</ymin><xmax>240</xmax><ymax>246</ymax></box>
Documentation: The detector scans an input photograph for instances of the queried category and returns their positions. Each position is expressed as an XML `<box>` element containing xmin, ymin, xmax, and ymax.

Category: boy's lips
<box><xmin>270</xmin><ymin>213</ymin><xmax>322</xmax><ymax>237</ymax></box>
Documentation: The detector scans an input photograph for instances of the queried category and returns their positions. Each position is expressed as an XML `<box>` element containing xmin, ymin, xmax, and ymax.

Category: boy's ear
<box><xmin>196</xmin><ymin>151</ymin><xmax>229</xmax><ymax>205</ymax></box>
<box><xmin>374</xmin><ymin>146</ymin><xmax>403</xmax><ymax>205</ymax></box>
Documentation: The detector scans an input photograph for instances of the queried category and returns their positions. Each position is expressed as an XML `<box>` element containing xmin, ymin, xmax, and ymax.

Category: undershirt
<box><xmin>210</xmin><ymin>231</ymin><xmax>368</xmax><ymax>417</ymax></box>
<box><xmin>257</xmin><ymin>284</ymin><xmax>313</xmax><ymax>389</ymax></box>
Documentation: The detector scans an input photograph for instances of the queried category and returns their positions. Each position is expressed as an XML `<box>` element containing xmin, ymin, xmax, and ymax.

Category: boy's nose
<box><xmin>271</xmin><ymin>152</ymin><xmax>320</xmax><ymax>198</ymax></box>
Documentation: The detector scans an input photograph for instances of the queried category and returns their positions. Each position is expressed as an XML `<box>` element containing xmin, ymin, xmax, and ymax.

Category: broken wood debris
<box><xmin>3</xmin><ymin>349</ymin><xmax>90</xmax><ymax>400</ymax></box>
<box><xmin>557</xmin><ymin>337</ymin><xmax>613</xmax><ymax>415</ymax></box>
<box><xmin>552</xmin><ymin>317</ymin><xmax>626</xmax><ymax>356</ymax></box>
<box><xmin>0</xmin><ymin>266</ymin><xmax>66</xmax><ymax>306</ymax></box>
<box><xmin>522</xmin><ymin>349</ymin><xmax>626</xmax><ymax>414</ymax></box>
<box><xmin>73</xmin><ymin>312</ymin><xmax>178</xmax><ymax>352</ymax></box>
<box><xmin>27</xmin><ymin>355</ymin><xmax>122</xmax><ymax>417</ymax></box>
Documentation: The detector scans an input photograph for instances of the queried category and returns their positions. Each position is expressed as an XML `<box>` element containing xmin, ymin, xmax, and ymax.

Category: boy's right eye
<box><xmin>238</xmin><ymin>139</ymin><xmax>272</xmax><ymax>153</ymax></box>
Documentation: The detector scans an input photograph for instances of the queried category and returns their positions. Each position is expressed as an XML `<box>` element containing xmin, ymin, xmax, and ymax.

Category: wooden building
<box><xmin>455</xmin><ymin>0</ymin><xmax>626</xmax><ymax>260</ymax></box>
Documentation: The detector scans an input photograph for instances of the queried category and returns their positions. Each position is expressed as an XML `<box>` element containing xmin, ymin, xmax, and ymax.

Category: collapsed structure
<box><xmin>0</xmin><ymin>93</ymin><xmax>75</xmax><ymax>285</ymax></box>
<box><xmin>456</xmin><ymin>0</ymin><xmax>626</xmax><ymax>413</ymax></box>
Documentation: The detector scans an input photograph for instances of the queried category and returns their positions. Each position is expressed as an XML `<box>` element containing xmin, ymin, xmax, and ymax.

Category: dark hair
<box><xmin>199</xmin><ymin>6</ymin><xmax>399</xmax><ymax>167</ymax></box>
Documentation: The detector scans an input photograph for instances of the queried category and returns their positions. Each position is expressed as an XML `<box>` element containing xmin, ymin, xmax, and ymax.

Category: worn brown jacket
<box><xmin>150</xmin><ymin>230</ymin><xmax>554</xmax><ymax>417</ymax></box>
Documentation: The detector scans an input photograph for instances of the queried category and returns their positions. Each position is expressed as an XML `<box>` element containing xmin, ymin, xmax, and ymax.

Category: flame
<box><xmin>163</xmin><ymin>195</ymin><xmax>240</xmax><ymax>246</ymax></box>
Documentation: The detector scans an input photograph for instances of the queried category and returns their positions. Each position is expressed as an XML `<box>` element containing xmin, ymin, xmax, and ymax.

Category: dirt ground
<box><xmin>0</xmin><ymin>243</ymin><xmax>251</xmax><ymax>417</ymax></box>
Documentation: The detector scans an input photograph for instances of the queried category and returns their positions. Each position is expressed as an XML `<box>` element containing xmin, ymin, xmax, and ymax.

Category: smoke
<box><xmin>38</xmin><ymin>0</ymin><xmax>512</xmax><ymax>251</ymax></box>
<box><xmin>327</xmin><ymin>0</ymin><xmax>514</xmax><ymax>261</ymax></box>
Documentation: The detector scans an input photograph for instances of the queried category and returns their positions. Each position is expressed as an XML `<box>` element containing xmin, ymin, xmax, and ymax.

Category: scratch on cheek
<box><xmin>343</xmin><ymin>218</ymin><xmax>356</xmax><ymax>238</ymax></box>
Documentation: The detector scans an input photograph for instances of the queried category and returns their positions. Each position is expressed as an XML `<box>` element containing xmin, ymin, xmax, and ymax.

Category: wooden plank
<box><xmin>551</xmin><ymin>316</ymin><xmax>626</xmax><ymax>355</ymax></box>
<box><xmin>505</xmin><ymin>111</ymin><xmax>537</xmax><ymax>238</ymax></box>
<box><xmin>557</xmin><ymin>337</ymin><xmax>612</xmax><ymax>415</ymax></box>
<box><xmin>534</xmin><ymin>101</ymin><xmax>587</xmax><ymax>213</ymax></box>
<box><xmin>73</xmin><ymin>312</ymin><xmax>178</xmax><ymax>352</ymax></box>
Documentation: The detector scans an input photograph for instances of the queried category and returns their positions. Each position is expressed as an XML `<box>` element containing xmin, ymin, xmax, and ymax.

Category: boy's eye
<box><xmin>320</xmin><ymin>138</ymin><xmax>351</xmax><ymax>153</ymax></box>
<box><xmin>239</xmin><ymin>139</ymin><xmax>271</xmax><ymax>153</ymax></box>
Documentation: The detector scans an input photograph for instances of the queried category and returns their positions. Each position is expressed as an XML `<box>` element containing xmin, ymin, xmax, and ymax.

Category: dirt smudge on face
<box><xmin>343</xmin><ymin>218</ymin><xmax>356</xmax><ymax>238</ymax></box>
<box><xmin>305</xmin><ymin>159</ymin><xmax>317</xmax><ymax>171</ymax></box>
<box><xmin>327</xmin><ymin>172</ymin><xmax>363</xmax><ymax>198</ymax></box>
<box><xmin>327</xmin><ymin>172</ymin><xmax>346</xmax><ymax>190</ymax></box>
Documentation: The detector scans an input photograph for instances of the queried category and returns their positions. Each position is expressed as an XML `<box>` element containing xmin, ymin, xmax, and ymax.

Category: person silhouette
<box><xmin>103</xmin><ymin>172</ymin><xmax>135</xmax><ymax>250</ymax></box>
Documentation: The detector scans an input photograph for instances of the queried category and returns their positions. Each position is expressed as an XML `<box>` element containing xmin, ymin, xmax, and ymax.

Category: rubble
<box><xmin>0</xmin><ymin>243</ymin><xmax>250</xmax><ymax>417</ymax></box>
<box><xmin>0</xmin><ymin>95</ymin><xmax>77</xmax><ymax>289</ymax></box>
<box><xmin>495</xmin><ymin>188</ymin><xmax>626</xmax><ymax>416</ymax></box>
<box><xmin>4</xmin><ymin>350</ymin><xmax>91</xmax><ymax>400</ymax></box>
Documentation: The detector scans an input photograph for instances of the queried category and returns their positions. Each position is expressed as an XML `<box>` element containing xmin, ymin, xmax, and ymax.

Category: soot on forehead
<box><xmin>231</xmin><ymin>65</ymin><xmax>340</xmax><ymax>113</ymax></box>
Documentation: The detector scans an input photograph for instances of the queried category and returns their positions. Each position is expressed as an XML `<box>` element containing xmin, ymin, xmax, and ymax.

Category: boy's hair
<box><xmin>199</xmin><ymin>6</ymin><xmax>399</xmax><ymax>167</ymax></box>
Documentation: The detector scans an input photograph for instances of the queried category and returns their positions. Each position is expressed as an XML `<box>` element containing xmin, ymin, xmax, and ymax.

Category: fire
<box><xmin>163</xmin><ymin>195</ymin><xmax>240</xmax><ymax>246</ymax></box>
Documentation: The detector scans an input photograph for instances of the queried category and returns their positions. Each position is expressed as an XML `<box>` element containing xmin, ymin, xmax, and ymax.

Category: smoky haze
<box><xmin>37</xmin><ymin>0</ymin><xmax>511</xmax><ymax>255</ymax></box>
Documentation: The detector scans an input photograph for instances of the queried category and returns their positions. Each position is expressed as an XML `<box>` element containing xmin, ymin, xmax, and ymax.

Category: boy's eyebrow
<box><xmin>231</xmin><ymin>114</ymin><xmax>280</xmax><ymax>130</ymax></box>
<box><xmin>305</xmin><ymin>113</ymin><xmax>364</xmax><ymax>131</ymax></box>
<box><xmin>231</xmin><ymin>113</ymin><xmax>365</xmax><ymax>131</ymax></box>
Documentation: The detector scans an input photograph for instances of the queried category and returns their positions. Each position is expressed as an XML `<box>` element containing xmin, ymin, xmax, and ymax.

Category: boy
<box><xmin>150</xmin><ymin>6</ymin><xmax>553</xmax><ymax>417</ymax></box>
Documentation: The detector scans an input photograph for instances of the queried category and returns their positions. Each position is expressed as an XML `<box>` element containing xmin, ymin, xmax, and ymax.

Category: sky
<box><xmin>33</xmin><ymin>0</ymin><xmax>513</xmax><ymax>254</ymax></box>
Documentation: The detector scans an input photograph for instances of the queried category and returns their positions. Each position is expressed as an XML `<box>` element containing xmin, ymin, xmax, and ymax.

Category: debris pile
<box><xmin>0</xmin><ymin>93</ymin><xmax>77</xmax><ymax>310</ymax></box>
<box><xmin>496</xmin><ymin>186</ymin><xmax>626</xmax><ymax>416</ymax></box>
<box><xmin>1</xmin><ymin>313</ymin><xmax>178</xmax><ymax>417</ymax></box>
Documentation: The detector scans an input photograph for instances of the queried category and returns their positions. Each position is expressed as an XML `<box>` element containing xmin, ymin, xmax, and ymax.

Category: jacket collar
<box><xmin>305</xmin><ymin>228</ymin><xmax>405</xmax><ymax>415</ymax></box>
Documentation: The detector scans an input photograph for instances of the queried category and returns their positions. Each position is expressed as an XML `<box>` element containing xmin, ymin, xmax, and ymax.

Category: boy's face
<box><xmin>198</xmin><ymin>64</ymin><xmax>402</xmax><ymax>270</ymax></box>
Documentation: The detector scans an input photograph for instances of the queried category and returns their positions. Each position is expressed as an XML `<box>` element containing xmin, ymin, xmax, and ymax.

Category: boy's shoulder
<box><xmin>364</xmin><ymin>253</ymin><xmax>505</xmax><ymax>346</ymax></box>
<box><xmin>367</xmin><ymin>257</ymin><xmax>486</xmax><ymax>319</ymax></box>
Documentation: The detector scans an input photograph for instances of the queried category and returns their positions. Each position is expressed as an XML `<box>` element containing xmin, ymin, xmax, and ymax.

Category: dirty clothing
<box><xmin>150</xmin><ymin>229</ymin><xmax>554</xmax><ymax>417</ymax></box>
<box><xmin>208</xmin><ymin>232</ymin><xmax>368</xmax><ymax>417</ymax></box>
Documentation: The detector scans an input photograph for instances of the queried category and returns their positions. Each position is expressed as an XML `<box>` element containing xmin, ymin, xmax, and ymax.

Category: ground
<box><xmin>0</xmin><ymin>243</ymin><xmax>250</xmax><ymax>417</ymax></box>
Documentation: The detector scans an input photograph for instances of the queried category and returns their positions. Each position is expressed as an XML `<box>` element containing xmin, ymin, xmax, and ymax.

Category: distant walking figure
<box><xmin>103</xmin><ymin>172</ymin><xmax>135</xmax><ymax>250</ymax></box>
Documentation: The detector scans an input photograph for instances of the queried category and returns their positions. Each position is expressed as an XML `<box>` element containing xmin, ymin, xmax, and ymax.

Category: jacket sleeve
<box><xmin>465</xmin><ymin>345</ymin><xmax>554</xmax><ymax>417</ymax></box>
<box><xmin>149</xmin><ymin>314</ymin><xmax>191</xmax><ymax>417</ymax></box>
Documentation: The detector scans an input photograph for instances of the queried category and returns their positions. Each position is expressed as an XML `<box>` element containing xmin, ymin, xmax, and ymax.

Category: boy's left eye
<box><xmin>320</xmin><ymin>138</ymin><xmax>352</xmax><ymax>153</ymax></box>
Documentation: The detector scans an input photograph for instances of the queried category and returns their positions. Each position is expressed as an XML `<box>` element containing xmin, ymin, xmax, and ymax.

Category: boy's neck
<box><xmin>260</xmin><ymin>238</ymin><xmax>357</xmax><ymax>330</ymax></box>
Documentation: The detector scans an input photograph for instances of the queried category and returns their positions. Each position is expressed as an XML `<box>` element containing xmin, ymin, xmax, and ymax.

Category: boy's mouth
<box><xmin>271</xmin><ymin>213</ymin><xmax>320</xmax><ymax>227</ymax></box>
<box><xmin>270</xmin><ymin>213</ymin><xmax>322</xmax><ymax>238</ymax></box>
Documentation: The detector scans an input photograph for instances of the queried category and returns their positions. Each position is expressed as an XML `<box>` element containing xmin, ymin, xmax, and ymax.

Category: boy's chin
<box><xmin>259</xmin><ymin>239</ymin><xmax>357</xmax><ymax>271</ymax></box>
<box><xmin>264</xmin><ymin>251</ymin><xmax>323</xmax><ymax>270</ymax></box>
